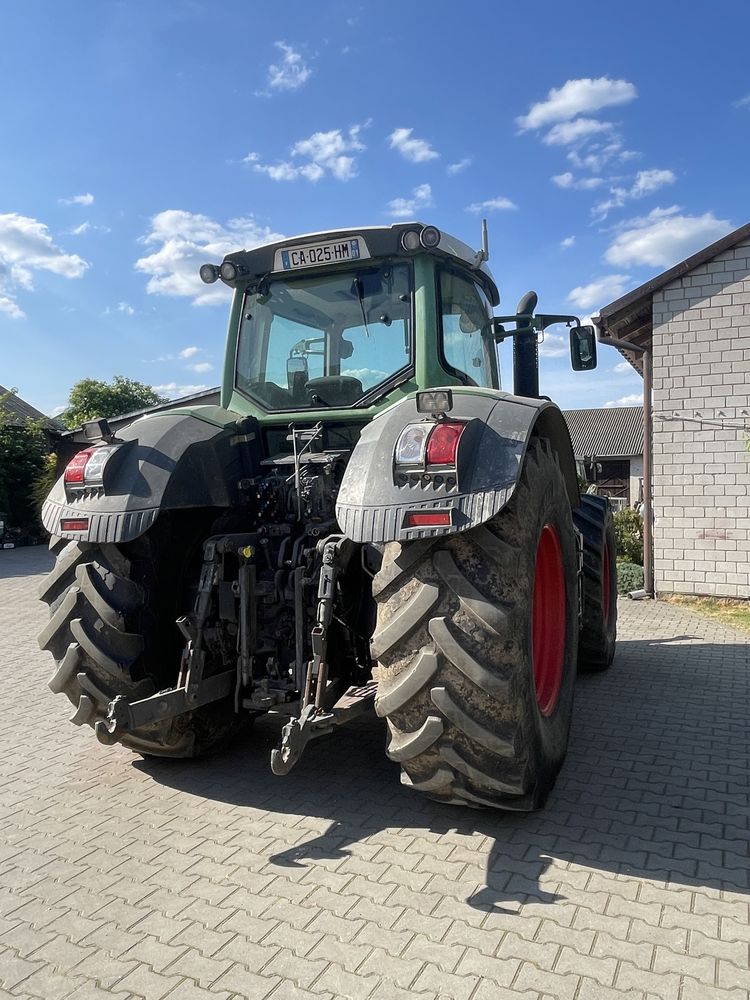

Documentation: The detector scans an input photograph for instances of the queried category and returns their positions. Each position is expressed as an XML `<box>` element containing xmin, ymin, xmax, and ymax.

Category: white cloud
<box><xmin>630</xmin><ymin>168</ymin><xmax>676</xmax><ymax>198</ymax></box>
<box><xmin>246</xmin><ymin>124</ymin><xmax>367</xmax><ymax>182</ymax></box>
<box><xmin>538</xmin><ymin>333</ymin><xmax>568</xmax><ymax>358</ymax></box>
<box><xmin>604</xmin><ymin>392</ymin><xmax>643</xmax><ymax>408</ymax></box>
<box><xmin>59</xmin><ymin>192</ymin><xmax>95</xmax><ymax>207</ymax></box>
<box><xmin>117</xmin><ymin>301</ymin><xmax>134</xmax><ymax>316</ymax></box>
<box><xmin>613</xmin><ymin>360</ymin><xmax>633</xmax><ymax>374</ymax></box>
<box><xmin>154</xmin><ymin>383</ymin><xmax>211</xmax><ymax>400</ymax></box>
<box><xmin>568</xmin><ymin>141</ymin><xmax>638</xmax><ymax>173</ymax></box>
<box><xmin>260</xmin><ymin>42</ymin><xmax>311</xmax><ymax>94</ymax></box>
<box><xmin>180</xmin><ymin>346</ymin><xmax>200</xmax><ymax>358</ymax></box>
<box><xmin>189</xmin><ymin>362</ymin><xmax>213</xmax><ymax>373</ymax></box>
<box><xmin>604</xmin><ymin>207</ymin><xmax>733</xmax><ymax>269</ymax></box>
<box><xmin>0</xmin><ymin>212</ymin><xmax>88</xmax><ymax>318</ymax></box>
<box><xmin>388</xmin><ymin>128</ymin><xmax>439</xmax><ymax>163</ymax></box>
<box><xmin>0</xmin><ymin>295</ymin><xmax>24</xmax><ymax>319</ymax></box>
<box><xmin>466</xmin><ymin>196</ymin><xmax>517</xmax><ymax>214</ymax></box>
<box><xmin>568</xmin><ymin>274</ymin><xmax>632</xmax><ymax>311</ymax></box>
<box><xmin>447</xmin><ymin>157</ymin><xmax>472</xmax><ymax>175</ymax></box>
<box><xmin>733</xmin><ymin>94</ymin><xmax>750</xmax><ymax>109</ymax></box>
<box><xmin>561</xmin><ymin>235</ymin><xmax>576</xmax><ymax>249</ymax></box>
<box><xmin>543</xmin><ymin>118</ymin><xmax>613</xmax><ymax>147</ymax></box>
<box><xmin>68</xmin><ymin>222</ymin><xmax>91</xmax><ymax>236</ymax></box>
<box><xmin>385</xmin><ymin>183</ymin><xmax>433</xmax><ymax>219</ymax></box>
<box><xmin>552</xmin><ymin>172</ymin><xmax>604</xmax><ymax>190</ymax></box>
<box><xmin>592</xmin><ymin>169</ymin><xmax>677</xmax><ymax>221</ymax></box>
<box><xmin>516</xmin><ymin>77</ymin><xmax>637</xmax><ymax>130</ymax></box>
<box><xmin>135</xmin><ymin>209</ymin><xmax>284</xmax><ymax>305</ymax></box>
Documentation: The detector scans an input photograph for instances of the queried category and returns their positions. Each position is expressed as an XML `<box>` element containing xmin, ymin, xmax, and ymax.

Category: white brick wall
<box><xmin>652</xmin><ymin>238</ymin><xmax>750</xmax><ymax>597</ymax></box>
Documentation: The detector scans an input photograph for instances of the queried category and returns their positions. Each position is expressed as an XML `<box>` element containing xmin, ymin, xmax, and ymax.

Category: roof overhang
<box><xmin>596</xmin><ymin>220</ymin><xmax>750</xmax><ymax>375</ymax></box>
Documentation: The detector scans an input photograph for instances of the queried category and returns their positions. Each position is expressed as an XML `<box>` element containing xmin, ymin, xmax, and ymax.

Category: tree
<box><xmin>61</xmin><ymin>376</ymin><xmax>168</xmax><ymax>429</ymax></box>
<box><xmin>0</xmin><ymin>390</ymin><xmax>50</xmax><ymax>536</ymax></box>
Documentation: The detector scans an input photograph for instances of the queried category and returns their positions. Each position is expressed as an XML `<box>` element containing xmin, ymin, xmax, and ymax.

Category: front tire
<box><xmin>38</xmin><ymin>513</ymin><xmax>239</xmax><ymax>757</ymax></box>
<box><xmin>573</xmin><ymin>494</ymin><xmax>617</xmax><ymax>672</ymax></box>
<box><xmin>372</xmin><ymin>438</ymin><xmax>578</xmax><ymax>811</ymax></box>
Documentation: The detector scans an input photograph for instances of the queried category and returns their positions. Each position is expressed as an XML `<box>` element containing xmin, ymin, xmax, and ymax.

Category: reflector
<box><xmin>405</xmin><ymin>511</ymin><xmax>451</xmax><ymax>527</ymax></box>
<box><xmin>60</xmin><ymin>518</ymin><xmax>89</xmax><ymax>532</ymax></box>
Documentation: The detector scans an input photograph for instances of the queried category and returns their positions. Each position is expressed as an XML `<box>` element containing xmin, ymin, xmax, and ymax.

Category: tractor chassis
<box><xmin>97</xmin><ymin>530</ymin><xmax>378</xmax><ymax>768</ymax></box>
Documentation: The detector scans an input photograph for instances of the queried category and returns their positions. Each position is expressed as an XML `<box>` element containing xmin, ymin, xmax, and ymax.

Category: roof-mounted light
<box><xmin>199</xmin><ymin>264</ymin><xmax>219</xmax><ymax>284</ymax></box>
<box><xmin>420</xmin><ymin>226</ymin><xmax>441</xmax><ymax>249</ymax></box>
<box><xmin>400</xmin><ymin>229</ymin><xmax>421</xmax><ymax>252</ymax></box>
<box><xmin>220</xmin><ymin>261</ymin><xmax>238</xmax><ymax>282</ymax></box>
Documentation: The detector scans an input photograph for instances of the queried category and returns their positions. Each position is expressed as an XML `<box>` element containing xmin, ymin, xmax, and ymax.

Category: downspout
<box><xmin>591</xmin><ymin>318</ymin><xmax>654</xmax><ymax>598</ymax></box>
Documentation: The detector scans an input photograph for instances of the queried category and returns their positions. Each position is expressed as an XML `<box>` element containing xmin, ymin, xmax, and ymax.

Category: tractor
<box><xmin>39</xmin><ymin>222</ymin><xmax>617</xmax><ymax>810</ymax></box>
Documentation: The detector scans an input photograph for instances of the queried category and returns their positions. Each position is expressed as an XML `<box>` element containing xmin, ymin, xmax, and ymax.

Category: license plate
<box><xmin>275</xmin><ymin>237</ymin><xmax>368</xmax><ymax>271</ymax></box>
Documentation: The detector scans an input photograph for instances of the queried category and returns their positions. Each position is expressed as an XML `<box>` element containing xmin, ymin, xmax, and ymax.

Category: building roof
<box><xmin>563</xmin><ymin>406</ymin><xmax>643</xmax><ymax>459</ymax></box>
<box><xmin>0</xmin><ymin>385</ymin><xmax>61</xmax><ymax>430</ymax></box>
<box><xmin>596</xmin><ymin>221</ymin><xmax>750</xmax><ymax>374</ymax></box>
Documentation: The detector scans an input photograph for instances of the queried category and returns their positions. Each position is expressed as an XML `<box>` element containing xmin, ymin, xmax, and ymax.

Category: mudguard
<box><xmin>42</xmin><ymin>406</ymin><xmax>253</xmax><ymax>544</ymax></box>
<box><xmin>336</xmin><ymin>389</ymin><xmax>578</xmax><ymax>543</ymax></box>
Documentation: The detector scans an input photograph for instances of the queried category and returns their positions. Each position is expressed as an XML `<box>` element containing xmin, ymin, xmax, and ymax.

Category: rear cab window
<box><xmin>438</xmin><ymin>268</ymin><xmax>499</xmax><ymax>389</ymax></box>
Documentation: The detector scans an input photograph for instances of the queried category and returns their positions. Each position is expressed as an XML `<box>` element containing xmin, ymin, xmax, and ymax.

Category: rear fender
<box><xmin>336</xmin><ymin>389</ymin><xmax>578</xmax><ymax>543</ymax></box>
<box><xmin>42</xmin><ymin>406</ymin><xmax>256</xmax><ymax>544</ymax></box>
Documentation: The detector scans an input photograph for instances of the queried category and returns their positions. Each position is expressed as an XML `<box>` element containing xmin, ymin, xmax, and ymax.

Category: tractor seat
<box><xmin>306</xmin><ymin>376</ymin><xmax>363</xmax><ymax>407</ymax></box>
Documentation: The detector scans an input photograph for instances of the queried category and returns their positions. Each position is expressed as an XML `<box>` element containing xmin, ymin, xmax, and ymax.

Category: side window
<box><xmin>439</xmin><ymin>269</ymin><xmax>497</xmax><ymax>388</ymax></box>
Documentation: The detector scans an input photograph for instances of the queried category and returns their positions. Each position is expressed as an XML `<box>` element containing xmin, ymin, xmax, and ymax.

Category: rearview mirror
<box><xmin>570</xmin><ymin>325</ymin><xmax>597</xmax><ymax>371</ymax></box>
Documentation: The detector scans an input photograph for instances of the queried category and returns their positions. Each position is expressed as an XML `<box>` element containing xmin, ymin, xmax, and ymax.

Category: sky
<box><xmin>2</xmin><ymin>0</ymin><xmax>750</xmax><ymax>416</ymax></box>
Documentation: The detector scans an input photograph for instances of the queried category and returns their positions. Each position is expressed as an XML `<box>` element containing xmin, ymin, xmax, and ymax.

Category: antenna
<box><xmin>474</xmin><ymin>218</ymin><xmax>489</xmax><ymax>265</ymax></box>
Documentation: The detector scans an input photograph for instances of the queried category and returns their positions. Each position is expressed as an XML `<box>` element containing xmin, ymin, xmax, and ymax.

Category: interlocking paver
<box><xmin>2</xmin><ymin>546</ymin><xmax>750</xmax><ymax>1000</ymax></box>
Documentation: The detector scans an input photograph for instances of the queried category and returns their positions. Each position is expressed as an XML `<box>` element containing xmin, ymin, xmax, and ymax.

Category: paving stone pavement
<box><xmin>1</xmin><ymin>544</ymin><xmax>749</xmax><ymax>1000</ymax></box>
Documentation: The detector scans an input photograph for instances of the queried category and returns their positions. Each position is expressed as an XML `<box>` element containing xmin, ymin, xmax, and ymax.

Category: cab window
<box><xmin>438</xmin><ymin>269</ymin><xmax>498</xmax><ymax>389</ymax></box>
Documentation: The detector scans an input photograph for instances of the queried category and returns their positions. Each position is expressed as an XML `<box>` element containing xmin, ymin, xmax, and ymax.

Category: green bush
<box><xmin>617</xmin><ymin>562</ymin><xmax>644</xmax><ymax>595</ymax></box>
<box><xmin>613</xmin><ymin>506</ymin><xmax>644</xmax><ymax>565</ymax></box>
<box><xmin>0</xmin><ymin>409</ymin><xmax>50</xmax><ymax>538</ymax></box>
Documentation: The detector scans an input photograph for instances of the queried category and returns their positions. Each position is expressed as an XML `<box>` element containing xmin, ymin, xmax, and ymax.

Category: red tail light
<box><xmin>64</xmin><ymin>448</ymin><xmax>96</xmax><ymax>484</ymax></box>
<box><xmin>426</xmin><ymin>422</ymin><xmax>465</xmax><ymax>466</ymax></box>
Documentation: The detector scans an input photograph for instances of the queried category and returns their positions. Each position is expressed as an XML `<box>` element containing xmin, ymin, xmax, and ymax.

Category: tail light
<box><xmin>64</xmin><ymin>448</ymin><xmax>96</xmax><ymax>485</ymax></box>
<box><xmin>63</xmin><ymin>445</ymin><xmax>120</xmax><ymax>491</ymax></box>
<box><xmin>395</xmin><ymin>420</ymin><xmax>466</xmax><ymax>471</ymax></box>
<box><xmin>426</xmin><ymin>423</ymin><xmax>464</xmax><ymax>466</ymax></box>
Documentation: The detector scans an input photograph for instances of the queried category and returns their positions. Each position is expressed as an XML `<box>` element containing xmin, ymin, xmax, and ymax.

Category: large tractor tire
<box><xmin>573</xmin><ymin>494</ymin><xmax>617</xmax><ymax>672</ymax></box>
<box><xmin>38</xmin><ymin>513</ymin><xmax>237</xmax><ymax>757</ymax></box>
<box><xmin>372</xmin><ymin>437</ymin><xmax>578</xmax><ymax>811</ymax></box>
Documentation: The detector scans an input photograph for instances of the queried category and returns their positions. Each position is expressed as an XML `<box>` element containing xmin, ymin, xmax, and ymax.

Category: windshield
<box><xmin>236</xmin><ymin>262</ymin><xmax>412</xmax><ymax>410</ymax></box>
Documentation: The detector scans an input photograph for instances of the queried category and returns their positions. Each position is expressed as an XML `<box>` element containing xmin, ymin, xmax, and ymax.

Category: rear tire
<box><xmin>38</xmin><ymin>513</ymin><xmax>239</xmax><ymax>757</ymax></box>
<box><xmin>372</xmin><ymin>438</ymin><xmax>578</xmax><ymax>811</ymax></box>
<box><xmin>573</xmin><ymin>495</ymin><xmax>617</xmax><ymax>672</ymax></box>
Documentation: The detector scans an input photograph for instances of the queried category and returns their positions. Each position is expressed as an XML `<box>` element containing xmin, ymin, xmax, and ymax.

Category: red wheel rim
<box><xmin>602</xmin><ymin>539</ymin><xmax>611</xmax><ymax>626</ymax></box>
<box><xmin>532</xmin><ymin>524</ymin><xmax>566</xmax><ymax>717</ymax></box>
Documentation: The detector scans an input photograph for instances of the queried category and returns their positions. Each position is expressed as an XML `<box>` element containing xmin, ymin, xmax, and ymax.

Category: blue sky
<box><xmin>3</xmin><ymin>0</ymin><xmax>750</xmax><ymax>415</ymax></box>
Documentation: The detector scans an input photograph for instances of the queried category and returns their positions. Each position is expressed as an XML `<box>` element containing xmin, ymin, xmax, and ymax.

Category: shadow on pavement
<box><xmin>0</xmin><ymin>545</ymin><xmax>52</xmax><ymax>579</ymax></box>
<box><xmin>136</xmin><ymin>631</ymin><xmax>750</xmax><ymax>914</ymax></box>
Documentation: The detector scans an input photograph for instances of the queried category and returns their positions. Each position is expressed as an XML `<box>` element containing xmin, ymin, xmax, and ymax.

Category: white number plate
<box><xmin>274</xmin><ymin>237</ymin><xmax>370</xmax><ymax>271</ymax></box>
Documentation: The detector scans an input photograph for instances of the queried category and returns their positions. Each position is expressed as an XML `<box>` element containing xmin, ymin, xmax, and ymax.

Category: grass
<box><xmin>662</xmin><ymin>594</ymin><xmax>750</xmax><ymax>634</ymax></box>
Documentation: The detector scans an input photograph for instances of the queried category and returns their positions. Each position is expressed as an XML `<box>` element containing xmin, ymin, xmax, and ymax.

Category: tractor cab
<box><xmin>200</xmin><ymin>223</ymin><xmax>502</xmax><ymax>424</ymax></box>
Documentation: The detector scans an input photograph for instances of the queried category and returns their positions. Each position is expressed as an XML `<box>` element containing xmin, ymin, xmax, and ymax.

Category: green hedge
<box><xmin>617</xmin><ymin>562</ymin><xmax>644</xmax><ymax>595</ymax></box>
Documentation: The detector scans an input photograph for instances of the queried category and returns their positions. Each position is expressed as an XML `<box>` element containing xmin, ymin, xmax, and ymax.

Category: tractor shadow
<box><xmin>136</xmin><ymin>629</ymin><xmax>750</xmax><ymax>913</ymax></box>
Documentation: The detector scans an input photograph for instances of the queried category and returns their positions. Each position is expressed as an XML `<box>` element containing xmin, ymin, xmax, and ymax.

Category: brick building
<box><xmin>599</xmin><ymin>222</ymin><xmax>750</xmax><ymax>598</ymax></box>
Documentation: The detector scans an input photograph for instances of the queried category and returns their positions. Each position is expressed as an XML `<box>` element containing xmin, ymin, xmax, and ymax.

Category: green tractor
<box><xmin>38</xmin><ymin>222</ymin><xmax>616</xmax><ymax>810</ymax></box>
